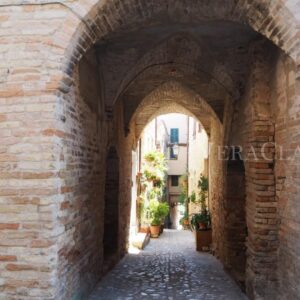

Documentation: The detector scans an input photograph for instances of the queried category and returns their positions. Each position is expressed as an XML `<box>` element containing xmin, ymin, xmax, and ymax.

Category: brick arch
<box><xmin>121</xmin><ymin>61</ymin><xmax>232</xmax><ymax>126</ymax></box>
<box><xmin>61</xmin><ymin>0</ymin><xmax>299</xmax><ymax>82</ymax></box>
<box><xmin>114</xmin><ymin>33</ymin><xmax>237</xmax><ymax>105</ymax></box>
<box><xmin>129</xmin><ymin>80</ymin><xmax>222</xmax><ymax>138</ymax></box>
<box><xmin>134</xmin><ymin>102</ymin><xmax>199</xmax><ymax>141</ymax></box>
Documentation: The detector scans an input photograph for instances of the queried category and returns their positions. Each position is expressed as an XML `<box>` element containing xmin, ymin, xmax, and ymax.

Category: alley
<box><xmin>89</xmin><ymin>230</ymin><xmax>247</xmax><ymax>300</ymax></box>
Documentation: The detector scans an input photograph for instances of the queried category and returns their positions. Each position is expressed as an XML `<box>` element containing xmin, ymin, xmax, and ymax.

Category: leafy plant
<box><xmin>139</xmin><ymin>151</ymin><xmax>168</xmax><ymax>226</ymax></box>
<box><xmin>190</xmin><ymin>191</ymin><xmax>196</xmax><ymax>203</ymax></box>
<box><xmin>179</xmin><ymin>191</ymin><xmax>187</xmax><ymax>205</ymax></box>
<box><xmin>189</xmin><ymin>174</ymin><xmax>211</xmax><ymax>231</ymax></box>
<box><xmin>198</xmin><ymin>174</ymin><xmax>209</xmax><ymax>211</ymax></box>
<box><xmin>190</xmin><ymin>210</ymin><xmax>211</xmax><ymax>231</ymax></box>
<box><xmin>179</xmin><ymin>211</ymin><xmax>189</xmax><ymax>225</ymax></box>
<box><xmin>179</xmin><ymin>174</ymin><xmax>189</xmax><ymax>219</ymax></box>
<box><xmin>198</xmin><ymin>174</ymin><xmax>208</xmax><ymax>192</ymax></box>
<box><xmin>149</xmin><ymin>199</ymin><xmax>169</xmax><ymax>226</ymax></box>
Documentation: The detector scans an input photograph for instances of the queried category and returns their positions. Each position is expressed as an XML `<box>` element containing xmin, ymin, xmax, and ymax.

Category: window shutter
<box><xmin>170</xmin><ymin>128</ymin><xmax>179</xmax><ymax>143</ymax></box>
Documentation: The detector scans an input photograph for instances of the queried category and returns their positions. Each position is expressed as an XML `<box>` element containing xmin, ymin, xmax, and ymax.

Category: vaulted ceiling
<box><xmin>93</xmin><ymin>20</ymin><xmax>276</xmax><ymax>135</ymax></box>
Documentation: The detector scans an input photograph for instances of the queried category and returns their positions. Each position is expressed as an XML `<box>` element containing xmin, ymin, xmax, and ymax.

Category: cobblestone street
<box><xmin>89</xmin><ymin>230</ymin><xmax>247</xmax><ymax>300</ymax></box>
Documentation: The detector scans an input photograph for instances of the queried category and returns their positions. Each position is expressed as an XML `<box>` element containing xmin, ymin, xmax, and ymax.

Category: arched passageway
<box><xmin>1</xmin><ymin>1</ymin><xmax>300</xmax><ymax>300</ymax></box>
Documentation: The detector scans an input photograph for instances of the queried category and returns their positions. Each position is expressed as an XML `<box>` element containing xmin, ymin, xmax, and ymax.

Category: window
<box><xmin>170</xmin><ymin>128</ymin><xmax>179</xmax><ymax>144</ymax></box>
<box><xmin>171</xmin><ymin>175</ymin><xmax>179</xmax><ymax>186</ymax></box>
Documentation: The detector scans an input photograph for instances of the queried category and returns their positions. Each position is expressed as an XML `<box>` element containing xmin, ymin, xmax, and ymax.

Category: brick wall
<box><xmin>0</xmin><ymin>1</ymin><xmax>300</xmax><ymax>299</ymax></box>
<box><xmin>272</xmin><ymin>52</ymin><xmax>300</xmax><ymax>299</ymax></box>
<box><xmin>54</xmin><ymin>54</ymin><xmax>106</xmax><ymax>299</ymax></box>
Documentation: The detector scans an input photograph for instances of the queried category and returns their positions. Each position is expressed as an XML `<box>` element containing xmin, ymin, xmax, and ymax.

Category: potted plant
<box><xmin>150</xmin><ymin>217</ymin><xmax>161</xmax><ymax>238</ymax></box>
<box><xmin>179</xmin><ymin>211</ymin><xmax>190</xmax><ymax>229</ymax></box>
<box><xmin>190</xmin><ymin>175</ymin><xmax>212</xmax><ymax>251</ymax></box>
<box><xmin>179</xmin><ymin>174</ymin><xmax>190</xmax><ymax>229</ymax></box>
<box><xmin>149</xmin><ymin>199</ymin><xmax>161</xmax><ymax>238</ymax></box>
<box><xmin>157</xmin><ymin>201</ymin><xmax>169</xmax><ymax>234</ymax></box>
<box><xmin>149</xmin><ymin>199</ymin><xmax>169</xmax><ymax>238</ymax></box>
<box><xmin>190</xmin><ymin>210</ymin><xmax>211</xmax><ymax>231</ymax></box>
<box><xmin>138</xmin><ymin>151</ymin><xmax>168</xmax><ymax>235</ymax></box>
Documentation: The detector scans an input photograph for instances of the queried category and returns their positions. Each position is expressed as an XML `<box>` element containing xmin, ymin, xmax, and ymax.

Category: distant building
<box><xmin>157</xmin><ymin>114</ymin><xmax>189</xmax><ymax>229</ymax></box>
<box><xmin>131</xmin><ymin>113</ymin><xmax>209</xmax><ymax>231</ymax></box>
<box><xmin>187</xmin><ymin>118</ymin><xmax>209</xmax><ymax>216</ymax></box>
<box><xmin>129</xmin><ymin>117</ymin><xmax>169</xmax><ymax>237</ymax></box>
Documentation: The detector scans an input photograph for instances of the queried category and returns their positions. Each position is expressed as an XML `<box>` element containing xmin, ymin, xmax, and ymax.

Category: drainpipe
<box><xmin>155</xmin><ymin>117</ymin><xmax>157</xmax><ymax>149</ymax></box>
<box><xmin>138</xmin><ymin>138</ymin><xmax>142</xmax><ymax>172</ymax></box>
<box><xmin>207</xmin><ymin>137</ymin><xmax>210</xmax><ymax>211</ymax></box>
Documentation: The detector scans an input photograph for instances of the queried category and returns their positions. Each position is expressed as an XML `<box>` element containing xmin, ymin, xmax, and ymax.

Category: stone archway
<box><xmin>129</xmin><ymin>80</ymin><xmax>222</xmax><ymax>139</ymax></box>
<box><xmin>1</xmin><ymin>1</ymin><xmax>300</xmax><ymax>300</ymax></box>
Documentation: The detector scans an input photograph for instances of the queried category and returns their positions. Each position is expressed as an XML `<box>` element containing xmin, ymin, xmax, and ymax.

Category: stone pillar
<box><xmin>244</xmin><ymin>43</ymin><xmax>278</xmax><ymax>300</ymax></box>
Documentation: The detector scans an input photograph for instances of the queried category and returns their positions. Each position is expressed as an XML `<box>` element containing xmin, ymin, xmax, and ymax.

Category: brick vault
<box><xmin>0</xmin><ymin>0</ymin><xmax>300</xmax><ymax>299</ymax></box>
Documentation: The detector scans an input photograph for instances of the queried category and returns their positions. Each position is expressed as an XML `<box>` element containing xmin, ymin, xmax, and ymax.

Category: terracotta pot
<box><xmin>198</xmin><ymin>222</ymin><xmax>207</xmax><ymax>230</ymax></box>
<box><xmin>183</xmin><ymin>219</ymin><xmax>189</xmax><ymax>225</ymax></box>
<box><xmin>139</xmin><ymin>226</ymin><xmax>150</xmax><ymax>234</ymax></box>
<box><xmin>195</xmin><ymin>229</ymin><xmax>212</xmax><ymax>251</ymax></box>
<box><xmin>150</xmin><ymin>225</ymin><xmax>160</xmax><ymax>238</ymax></box>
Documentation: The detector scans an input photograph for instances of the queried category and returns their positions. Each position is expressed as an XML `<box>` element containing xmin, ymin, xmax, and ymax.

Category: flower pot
<box><xmin>195</xmin><ymin>229</ymin><xmax>212</xmax><ymax>251</ymax></box>
<box><xmin>198</xmin><ymin>222</ymin><xmax>207</xmax><ymax>230</ymax></box>
<box><xmin>183</xmin><ymin>219</ymin><xmax>189</xmax><ymax>225</ymax></box>
<box><xmin>139</xmin><ymin>226</ymin><xmax>150</xmax><ymax>234</ymax></box>
<box><xmin>150</xmin><ymin>225</ymin><xmax>160</xmax><ymax>238</ymax></box>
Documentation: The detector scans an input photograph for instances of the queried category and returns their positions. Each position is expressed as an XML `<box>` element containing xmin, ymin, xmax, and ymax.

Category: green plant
<box><xmin>190</xmin><ymin>210</ymin><xmax>211</xmax><ymax>231</ymax></box>
<box><xmin>157</xmin><ymin>202</ymin><xmax>169</xmax><ymax>220</ymax></box>
<box><xmin>198</xmin><ymin>174</ymin><xmax>209</xmax><ymax>211</ymax></box>
<box><xmin>179</xmin><ymin>211</ymin><xmax>189</xmax><ymax>225</ymax></box>
<box><xmin>149</xmin><ymin>199</ymin><xmax>169</xmax><ymax>226</ymax></box>
<box><xmin>189</xmin><ymin>174</ymin><xmax>211</xmax><ymax>231</ymax></box>
<box><xmin>139</xmin><ymin>151</ymin><xmax>168</xmax><ymax>226</ymax></box>
<box><xmin>198</xmin><ymin>174</ymin><xmax>208</xmax><ymax>191</ymax></box>
<box><xmin>179</xmin><ymin>192</ymin><xmax>186</xmax><ymax>205</ymax></box>
<box><xmin>179</xmin><ymin>174</ymin><xmax>189</xmax><ymax>219</ymax></box>
<box><xmin>190</xmin><ymin>191</ymin><xmax>196</xmax><ymax>203</ymax></box>
<box><xmin>141</xmin><ymin>151</ymin><xmax>167</xmax><ymax>197</ymax></box>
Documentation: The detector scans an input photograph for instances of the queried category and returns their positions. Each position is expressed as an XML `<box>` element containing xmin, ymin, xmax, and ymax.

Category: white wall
<box><xmin>140</xmin><ymin>118</ymin><xmax>156</xmax><ymax>156</ymax></box>
<box><xmin>167</xmin><ymin>146</ymin><xmax>187</xmax><ymax>175</ymax></box>
<box><xmin>157</xmin><ymin>113</ymin><xmax>188</xmax><ymax>144</ymax></box>
<box><xmin>187</xmin><ymin>117</ymin><xmax>209</xmax><ymax>213</ymax></box>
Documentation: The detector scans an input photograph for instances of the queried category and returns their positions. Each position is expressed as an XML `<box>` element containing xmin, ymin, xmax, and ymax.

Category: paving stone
<box><xmin>88</xmin><ymin>230</ymin><xmax>247</xmax><ymax>300</ymax></box>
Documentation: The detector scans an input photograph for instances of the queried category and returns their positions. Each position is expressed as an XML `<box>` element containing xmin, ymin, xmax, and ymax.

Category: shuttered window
<box><xmin>170</xmin><ymin>128</ymin><xmax>179</xmax><ymax>143</ymax></box>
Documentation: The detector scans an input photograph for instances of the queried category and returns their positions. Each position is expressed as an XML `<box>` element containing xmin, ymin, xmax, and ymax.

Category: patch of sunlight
<box><xmin>128</xmin><ymin>245</ymin><xmax>141</xmax><ymax>255</ymax></box>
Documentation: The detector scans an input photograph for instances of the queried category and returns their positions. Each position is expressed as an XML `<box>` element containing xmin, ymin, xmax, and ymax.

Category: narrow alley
<box><xmin>89</xmin><ymin>230</ymin><xmax>247</xmax><ymax>300</ymax></box>
<box><xmin>2</xmin><ymin>2</ymin><xmax>300</xmax><ymax>299</ymax></box>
